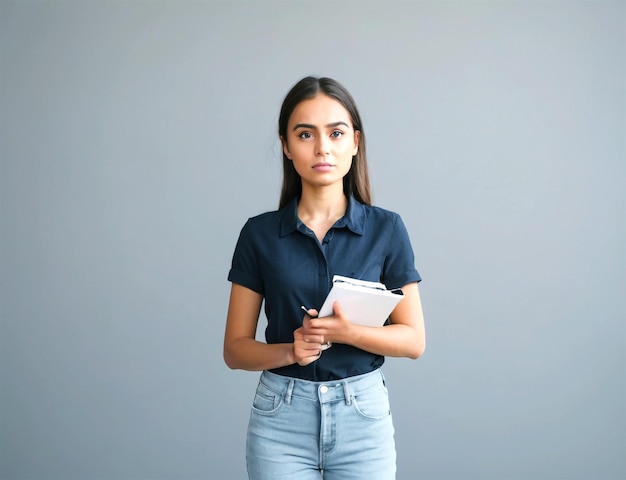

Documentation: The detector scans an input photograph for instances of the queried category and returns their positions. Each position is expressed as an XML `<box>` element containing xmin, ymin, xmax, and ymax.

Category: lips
<box><xmin>313</xmin><ymin>162</ymin><xmax>334</xmax><ymax>172</ymax></box>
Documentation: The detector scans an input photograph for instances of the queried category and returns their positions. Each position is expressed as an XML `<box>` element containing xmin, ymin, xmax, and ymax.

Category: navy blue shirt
<box><xmin>228</xmin><ymin>196</ymin><xmax>421</xmax><ymax>381</ymax></box>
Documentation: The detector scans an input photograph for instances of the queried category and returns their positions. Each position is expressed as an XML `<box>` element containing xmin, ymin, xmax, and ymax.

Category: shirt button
<box><xmin>320</xmin><ymin>385</ymin><xmax>329</xmax><ymax>394</ymax></box>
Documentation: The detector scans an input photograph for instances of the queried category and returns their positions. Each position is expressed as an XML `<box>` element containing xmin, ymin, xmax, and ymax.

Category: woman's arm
<box><xmin>223</xmin><ymin>283</ymin><xmax>324</xmax><ymax>370</ymax></box>
<box><xmin>302</xmin><ymin>282</ymin><xmax>426</xmax><ymax>359</ymax></box>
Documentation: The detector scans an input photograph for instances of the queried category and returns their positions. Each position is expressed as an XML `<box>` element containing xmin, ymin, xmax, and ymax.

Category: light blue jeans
<box><xmin>246</xmin><ymin>369</ymin><xmax>396</xmax><ymax>480</ymax></box>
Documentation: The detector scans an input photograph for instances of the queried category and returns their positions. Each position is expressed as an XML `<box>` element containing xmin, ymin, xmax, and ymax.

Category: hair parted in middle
<box><xmin>278</xmin><ymin>76</ymin><xmax>371</xmax><ymax>209</ymax></box>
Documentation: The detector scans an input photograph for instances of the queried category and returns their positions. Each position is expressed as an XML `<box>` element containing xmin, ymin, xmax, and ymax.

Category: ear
<box><xmin>352</xmin><ymin>130</ymin><xmax>360</xmax><ymax>156</ymax></box>
<box><xmin>280</xmin><ymin>135</ymin><xmax>292</xmax><ymax>160</ymax></box>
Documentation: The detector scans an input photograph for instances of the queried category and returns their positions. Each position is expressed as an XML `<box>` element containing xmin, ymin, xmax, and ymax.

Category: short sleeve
<box><xmin>382</xmin><ymin>214</ymin><xmax>421</xmax><ymax>289</ymax></box>
<box><xmin>227</xmin><ymin>219</ymin><xmax>265</xmax><ymax>295</ymax></box>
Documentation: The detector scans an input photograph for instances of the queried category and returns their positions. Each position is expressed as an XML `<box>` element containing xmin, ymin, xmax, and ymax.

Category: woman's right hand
<box><xmin>293</xmin><ymin>326</ymin><xmax>325</xmax><ymax>366</ymax></box>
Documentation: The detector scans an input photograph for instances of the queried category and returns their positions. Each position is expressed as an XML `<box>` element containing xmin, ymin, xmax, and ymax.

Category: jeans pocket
<box><xmin>251</xmin><ymin>382</ymin><xmax>283</xmax><ymax>415</ymax></box>
<box><xmin>352</xmin><ymin>385</ymin><xmax>391</xmax><ymax>420</ymax></box>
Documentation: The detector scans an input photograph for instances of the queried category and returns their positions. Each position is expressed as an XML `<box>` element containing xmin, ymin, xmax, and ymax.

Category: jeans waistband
<box><xmin>259</xmin><ymin>369</ymin><xmax>385</xmax><ymax>406</ymax></box>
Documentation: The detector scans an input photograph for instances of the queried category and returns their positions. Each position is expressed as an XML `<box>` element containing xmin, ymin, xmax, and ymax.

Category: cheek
<box><xmin>289</xmin><ymin>145</ymin><xmax>309</xmax><ymax>165</ymax></box>
<box><xmin>336</xmin><ymin>156</ymin><xmax>353</xmax><ymax>177</ymax></box>
<box><xmin>289</xmin><ymin>151</ymin><xmax>311</xmax><ymax>176</ymax></box>
<box><xmin>337</xmin><ymin>145</ymin><xmax>356</xmax><ymax>163</ymax></box>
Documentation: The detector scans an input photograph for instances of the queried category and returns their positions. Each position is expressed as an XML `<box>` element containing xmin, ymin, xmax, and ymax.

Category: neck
<box><xmin>298</xmin><ymin>183</ymin><xmax>348</xmax><ymax>222</ymax></box>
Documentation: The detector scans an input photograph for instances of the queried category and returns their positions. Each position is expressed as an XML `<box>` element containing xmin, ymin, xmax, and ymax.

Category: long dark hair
<box><xmin>278</xmin><ymin>76</ymin><xmax>371</xmax><ymax>209</ymax></box>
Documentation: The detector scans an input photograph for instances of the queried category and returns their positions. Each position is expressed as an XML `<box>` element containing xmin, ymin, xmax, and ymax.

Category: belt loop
<box><xmin>285</xmin><ymin>379</ymin><xmax>295</xmax><ymax>405</ymax></box>
<box><xmin>342</xmin><ymin>381</ymin><xmax>351</xmax><ymax>406</ymax></box>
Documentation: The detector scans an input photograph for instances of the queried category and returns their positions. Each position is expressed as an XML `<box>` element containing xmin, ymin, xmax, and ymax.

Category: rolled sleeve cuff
<box><xmin>228</xmin><ymin>268</ymin><xmax>264</xmax><ymax>295</ymax></box>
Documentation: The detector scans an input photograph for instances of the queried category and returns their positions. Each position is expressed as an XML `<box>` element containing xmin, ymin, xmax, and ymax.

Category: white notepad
<box><xmin>317</xmin><ymin>275</ymin><xmax>404</xmax><ymax>327</ymax></box>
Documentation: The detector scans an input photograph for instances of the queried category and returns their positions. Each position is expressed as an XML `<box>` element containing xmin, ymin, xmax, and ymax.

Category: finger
<box><xmin>305</xmin><ymin>315</ymin><xmax>330</xmax><ymax>329</ymax></box>
<box><xmin>296</xmin><ymin>339</ymin><xmax>324</xmax><ymax>352</ymax></box>
<box><xmin>301</xmin><ymin>307</ymin><xmax>319</xmax><ymax>319</ymax></box>
<box><xmin>296</xmin><ymin>352</ymin><xmax>320</xmax><ymax>366</ymax></box>
<box><xmin>303</xmin><ymin>317</ymin><xmax>321</xmax><ymax>331</ymax></box>
<box><xmin>303</xmin><ymin>335</ymin><xmax>324</xmax><ymax>344</ymax></box>
<box><xmin>304</xmin><ymin>348</ymin><xmax>323</xmax><ymax>360</ymax></box>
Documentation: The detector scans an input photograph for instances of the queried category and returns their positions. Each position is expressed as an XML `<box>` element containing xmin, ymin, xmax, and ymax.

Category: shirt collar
<box><xmin>279</xmin><ymin>195</ymin><xmax>366</xmax><ymax>237</ymax></box>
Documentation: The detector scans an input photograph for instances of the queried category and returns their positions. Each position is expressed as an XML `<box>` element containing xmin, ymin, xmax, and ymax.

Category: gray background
<box><xmin>1</xmin><ymin>1</ymin><xmax>624</xmax><ymax>479</ymax></box>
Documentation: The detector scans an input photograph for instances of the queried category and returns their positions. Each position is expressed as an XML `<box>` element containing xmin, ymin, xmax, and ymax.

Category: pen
<box><xmin>300</xmin><ymin>305</ymin><xmax>318</xmax><ymax>318</ymax></box>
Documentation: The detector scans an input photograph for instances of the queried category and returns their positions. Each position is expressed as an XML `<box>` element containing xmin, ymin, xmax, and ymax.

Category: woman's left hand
<box><xmin>302</xmin><ymin>301</ymin><xmax>352</xmax><ymax>346</ymax></box>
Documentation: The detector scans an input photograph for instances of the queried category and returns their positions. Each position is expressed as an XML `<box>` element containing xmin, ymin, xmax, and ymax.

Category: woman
<box><xmin>224</xmin><ymin>76</ymin><xmax>425</xmax><ymax>480</ymax></box>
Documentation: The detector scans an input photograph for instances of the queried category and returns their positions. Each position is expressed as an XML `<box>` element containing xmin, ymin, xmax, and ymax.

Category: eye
<box><xmin>330</xmin><ymin>130</ymin><xmax>344</xmax><ymax>138</ymax></box>
<box><xmin>298</xmin><ymin>131</ymin><xmax>312</xmax><ymax>139</ymax></box>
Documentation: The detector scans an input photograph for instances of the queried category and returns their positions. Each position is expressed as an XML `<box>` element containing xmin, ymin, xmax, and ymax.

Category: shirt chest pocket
<box><xmin>332</xmin><ymin>252</ymin><xmax>385</xmax><ymax>284</ymax></box>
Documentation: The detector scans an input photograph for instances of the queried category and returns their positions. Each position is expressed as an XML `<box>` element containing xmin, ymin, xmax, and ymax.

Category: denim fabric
<box><xmin>246</xmin><ymin>369</ymin><xmax>396</xmax><ymax>480</ymax></box>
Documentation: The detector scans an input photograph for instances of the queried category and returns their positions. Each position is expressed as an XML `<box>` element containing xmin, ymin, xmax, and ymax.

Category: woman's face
<box><xmin>282</xmin><ymin>94</ymin><xmax>359</xmax><ymax>192</ymax></box>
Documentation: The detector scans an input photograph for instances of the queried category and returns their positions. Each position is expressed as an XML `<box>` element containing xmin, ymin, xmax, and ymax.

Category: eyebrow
<box><xmin>292</xmin><ymin>121</ymin><xmax>351</xmax><ymax>131</ymax></box>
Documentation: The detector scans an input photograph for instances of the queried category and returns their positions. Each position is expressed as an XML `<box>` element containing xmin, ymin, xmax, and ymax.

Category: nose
<box><xmin>316</xmin><ymin>135</ymin><xmax>330</xmax><ymax>156</ymax></box>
